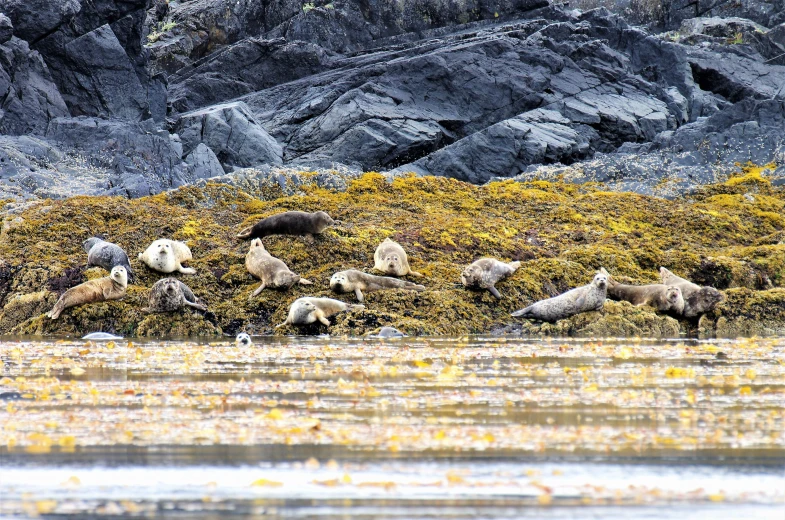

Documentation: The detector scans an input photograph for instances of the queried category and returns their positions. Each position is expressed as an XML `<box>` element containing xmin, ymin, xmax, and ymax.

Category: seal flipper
<box><xmin>488</xmin><ymin>285</ymin><xmax>502</xmax><ymax>299</ymax></box>
<box><xmin>251</xmin><ymin>283</ymin><xmax>266</xmax><ymax>297</ymax></box>
<box><xmin>511</xmin><ymin>305</ymin><xmax>532</xmax><ymax>318</ymax></box>
<box><xmin>408</xmin><ymin>270</ymin><xmax>424</xmax><ymax>278</ymax></box>
<box><xmin>183</xmin><ymin>300</ymin><xmax>208</xmax><ymax>311</ymax></box>
<box><xmin>298</xmin><ymin>278</ymin><xmax>313</xmax><ymax>285</ymax></box>
<box><xmin>354</xmin><ymin>288</ymin><xmax>364</xmax><ymax>302</ymax></box>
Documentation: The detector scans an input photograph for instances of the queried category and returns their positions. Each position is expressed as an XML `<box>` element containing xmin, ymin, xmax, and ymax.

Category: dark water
<box><xmin>1</xmin><ymin>335</ymin><xmax>783</xmax><ymax>518</ymax></box>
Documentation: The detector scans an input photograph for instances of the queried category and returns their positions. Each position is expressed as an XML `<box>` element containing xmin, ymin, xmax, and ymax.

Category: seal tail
<box><xmin>509</xmin><ymin>261</ymin><xmax>521</xmax><ymax>270</ymax></box>
<box><xmin>348</xmin><ymin>304</ymin><xmax>365</xmax><ymax>312</ymax></box>
<box><xmin>47</xmin><ymin>300</ymin><xmax>65</xmax><ymax>320</ymax></box>
<box><xmin>511</xmin><ymin>306</ymin><xmax>533</xmax><ymax>318</ymax></box>
<box><xmin>237</xmin><ymin>226</ymin><xmax>253</xmax><ymax>239</ymax></box>
<box><xmin>411</xmin><ymin>284</ymin><xmax>426</xmax><ymax>291</ymax></box>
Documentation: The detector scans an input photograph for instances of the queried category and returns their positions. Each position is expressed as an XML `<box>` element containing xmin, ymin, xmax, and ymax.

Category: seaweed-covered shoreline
<box><xmin>1</xmin><ymin>165</ymin><xmax>784</xmax><ymax>338</ymax></box>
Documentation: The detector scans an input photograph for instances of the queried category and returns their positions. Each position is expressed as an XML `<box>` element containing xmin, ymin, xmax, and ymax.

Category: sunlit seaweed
<box><xmin>1</xmin><ymin>163</ymin><xmax>784</xmax><ymax>337</ymax></box>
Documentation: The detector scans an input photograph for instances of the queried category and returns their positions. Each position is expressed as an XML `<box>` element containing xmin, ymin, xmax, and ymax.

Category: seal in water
<box><xmin>659</xmin><ymin>267</ymin><xmax>724</xmax><ymax>317</ymax></box>
<box><xmin>138</xmin><ymin>239</ymin><xmax>195</xmax><ymax>274</ymax></box>
<box><xmin>329</xmin><ymin>269</ymin><xmax>425</xmax><ymax>302</ymax></box>
<box><xmin>245</xmin><ymin>238</ymin><xmax>312</xmax><ymax>295</ymax></box>
<box><xmin>83</xmin><ymin>237</ymin><xmax>135</xmax><ymax>282</ymax></box>
<box><xmin>82</xmin><ymin>332</ymin><xmax>124</xmax><ymax>340</ymax></box>
<box><xmin>603</xmin><ymin>268</ymin><xmax>685</xmax><ymax>314</ymax></box>
<box><xmin>373</xmin><ymin>238</ymin><xmax>422</xmax><ymax>277</ymax></box>
<box><xmin>236</xmin><ymin>333</ymin><xmax>252</xmax><ymax>347</ymax></box>
<box><xmin>371</xmin><ymin>326</ymin><xmax>407</xmax><ymax>338</ymax></box>
<box><xmin>47</xmin><ymin>266</ymin><xmax>128</xmax><ymax>319</ymax></box>
<box><xmin>461</xmin><ymin>258</ymin><xmax>521</xmax><ymax>299</ymax></box>
<box><xmin>511</xmin><ymin>270</ymin><xmax>608</xmax><ymax>322</ymax></box>
<box><xmin>276</xmin><ymin>297</ymin><xmax>364</xmax><ymax>328</ymax></box>
<box><xmin>143</xmin><ymin>278</ymin><xmax>207</xmax><ymax>313</ymax></box>
<box><xmin>237</xmin><ymin>211</ymin><xmax>335</xmax><ymax>240</ymax></box>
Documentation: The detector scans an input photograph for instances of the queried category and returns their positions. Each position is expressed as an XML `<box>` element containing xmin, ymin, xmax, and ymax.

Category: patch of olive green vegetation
<box><xmin>1</xmin><ymin>163</ymin><xmax>784</xmax><ymax>337</ymax></box>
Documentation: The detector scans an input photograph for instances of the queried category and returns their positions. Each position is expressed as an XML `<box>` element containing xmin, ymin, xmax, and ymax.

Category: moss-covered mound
<box><xmin>1</xmin><ymin>164</ymin><xmax>784</xmax><ymax>337</ymax></box>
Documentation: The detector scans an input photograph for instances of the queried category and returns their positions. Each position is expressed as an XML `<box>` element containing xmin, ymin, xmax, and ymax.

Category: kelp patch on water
<box><xmin>1</xmin><ymin>163</ymin><xmax>784</xmax><ymax>337</ymax></box>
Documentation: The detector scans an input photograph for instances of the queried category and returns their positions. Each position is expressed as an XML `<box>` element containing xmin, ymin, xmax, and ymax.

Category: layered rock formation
<box><xmin>0</xmin><ymin>0</ymin><xmax>782</xmax><ymax>199</ymax></box>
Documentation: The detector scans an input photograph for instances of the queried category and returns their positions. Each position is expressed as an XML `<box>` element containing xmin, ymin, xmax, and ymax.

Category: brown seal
<box><xmin>143</xmin><ymin>278</ymin><xmax>207</xmax><ymax>313</ymax></box>
<box><xmin>237</xmin><ymin>211</ymin><xmax>335</xmax><ymax>240</ymax></box>
<box><xmin>47</xmin><ymin>266</ymin><xmax>128</xmax><ymax>319</ymax></box>
<box><xmin>603</xmin><ymin>268</ymin><xmax>685</xmax><ymax>314</ymax></box>
<box><xmin>245</xmin><ymin>238</ymin><xmax>313</xmax><ymax>296</ymax></box>
<box><xmin>659</xmin><ymin>267</ymin><xmax>724</xmax><ymax>317</ymax></box>
<box><xmin>373</xmin><ymin>238</ymin><xmax>422</xmax><ymax>277</ymax></box>
<box><xmin>330</xmin><ymin>269</ymin><xmax>425</xmax><ymax>302</ymax></box>
<box><xmin>276</xmin><ymin>297</ymin><xmax>364</xmax><ymax>327</ymax></box>
<box><xmin>512</xmin><ymin>269</ymin><xmax>608</xmax><ymax>322</ymax></box>
<box><xmin>461</xmin><ymin>258</ymin><xmax>521</xmax><ymax>299</ymax></box>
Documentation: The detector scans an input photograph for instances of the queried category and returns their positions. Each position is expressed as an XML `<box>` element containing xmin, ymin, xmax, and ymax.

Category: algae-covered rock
<box><xmin>1</xmin><ymin>168</ymin><xmax>785</xmax><ymax>337</ymax></box>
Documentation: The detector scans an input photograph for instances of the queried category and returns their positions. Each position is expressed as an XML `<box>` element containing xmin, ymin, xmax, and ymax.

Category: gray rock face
<box><xmin>0</xmin><ymin>38</ymin><xmax>70</xmax><ymax>135</ymax></box>
<box><xmin>185</xmin><ymin>143</ymin><xmax>225</xmax><ymax>180</ymax></box>
<box><xmin>173</xmin><ymin>102</ymin><xmax>283</xmax><ymax>170</ymax></box>
<box><xmin>0</xmin><ymin>14</ymin><xmax>13</xmax><ymax>45</ymax></box>
<box><xmin>1</xmin><ymin>0</ymin><xmax>81</xmax><ymax>43</ymax></box>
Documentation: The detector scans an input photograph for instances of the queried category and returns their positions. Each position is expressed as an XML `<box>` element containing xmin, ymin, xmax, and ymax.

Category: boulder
<box><xmin>0</xmin><ymin>14</ymin><xmax>13</xmax><ymax>45</ymax></box>
<box><xmin>173</xmin><ymin>101</ymin><xmax>283</xmax><ymax>170</ymax></box>
<box><xmin>185</xmin><ymin>143</ymin><xmax>225</xmax><ymax>180</ymax></box>
<box><xmin>0</xmin><ymin>0</ymin><xmax>81</xmax><ymax>43</ymax></box>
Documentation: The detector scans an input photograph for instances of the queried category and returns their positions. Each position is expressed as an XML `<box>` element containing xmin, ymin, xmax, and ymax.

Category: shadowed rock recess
<box><xmin>0</xmin><ymin>0</ymin><xmax>784</xmax><ymax>336</ymax></box>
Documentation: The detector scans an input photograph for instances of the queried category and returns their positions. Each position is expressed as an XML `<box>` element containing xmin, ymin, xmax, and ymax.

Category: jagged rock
<box><xmin>45</xmin><ymin>117</ymin><xmax>189</xmax><ymax>197</ymax></box>
<box><xmin>664</xmin><ymin>0</ymin><xmax>785</xmax><ymax>30</ymax></box>
<box><xmin>0</xmin><ymin>0</ymin><xmax>81</xmax><ymax>43</ymax></box>
<box><xmin>168</xmin><ymin>38</ymin><xmax>330</xmax><ymax>113</ymax></box>
<box><xmin>0</xmin><ymin>14</ymin><xmax>13</xmax><ymax>45</ymax></box>
<box><xmin>185</xmin><ymin>143</ymin><xmax>225</xmax><ymax>180</ymax></box>
<box><xmin>0</xmin><ymin>38</ymin><xmax>70</xmax><ymax>135</ymax></box>
<box><xmin>29</xmin><ymin>0</ymin><xmax>165</xmax><ymax>122</ymax></box>
<box><xmin>173</xmin><ymin>101</ymin><xmax>283</xmax><ymax>170</ymax></box>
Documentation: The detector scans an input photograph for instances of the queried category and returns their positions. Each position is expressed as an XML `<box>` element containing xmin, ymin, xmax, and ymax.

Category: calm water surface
<box><xmin>0</xmin><ymin>335</ymin><xmax>783</xmax><ymax>518</ymax></box>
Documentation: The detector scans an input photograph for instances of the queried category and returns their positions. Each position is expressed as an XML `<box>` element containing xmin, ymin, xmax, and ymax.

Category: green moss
<box><xmin>1</xmin><ymin>167</ymin><xmax>785</xmax><ymax>337</ymax></box>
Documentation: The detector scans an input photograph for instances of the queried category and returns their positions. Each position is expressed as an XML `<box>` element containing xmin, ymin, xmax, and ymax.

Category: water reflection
<box><xmin>0</xmin><ymin>336</ymin><xmax>783</xmax><ymax>517</ymax></box>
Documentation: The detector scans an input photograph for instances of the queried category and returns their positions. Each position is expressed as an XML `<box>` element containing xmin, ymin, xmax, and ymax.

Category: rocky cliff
<box><xmin>0</xmin><ymin>0</ymin><xmax>782</xmax><ymax>198</ymax></box>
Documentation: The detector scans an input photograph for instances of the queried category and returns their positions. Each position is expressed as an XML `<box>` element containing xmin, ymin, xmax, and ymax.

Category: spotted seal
<box><xmin>603</xmin><ymin>268</ymin><xmax>685</xmax><ymax>314</ymax></box>
<box><xmin>143</xmin><ymin>278</ymin><xmax>207</xmax><ymax>313</ymax></box>
<box><xmin>659</xmin><ymin>267</ymin><xmax>724</xmax><ymax>317</ymax></box>
<box><xmin>276</xmin><ymin>297</ymin><xmax>364</xmax><ymax>328</ymax></box>
<box><xmin>329</xmin><ymin>269</ymin><xmax>425</xmax><ymax>302</ymax></box>
<box><xmin>511</xmin><ymin>270</ymin><xmax>608</xmax><ymax>322</ymax></box>
<box><xmin>83</xmin><ymin>237</ymin><xmax>135</xmax><ymax>282</ymax></box>
<box><xmin>461</xmin><ymin>258</ymin><xmax>521</xmax><ymax>299</ymax></box>
<box><xmin>373</xmin><ymin>238</ymin><xmax>422</xmax><ymax>277</ymax></box>
<box><xmin>245</xmin><ymin>238</ymin><xmax>312</xmax><ymax>295</ymax></box>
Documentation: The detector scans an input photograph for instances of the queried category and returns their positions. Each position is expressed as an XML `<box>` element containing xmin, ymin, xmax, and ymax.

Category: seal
<box><xmin>143</xmin><ymin>278</ymin><xmax>207</xmax><ymax>313</ymax></box>
<box><xmin>236</xmin><ymin>332</ymin><xmax>252</xmax><ymax>347</ymax></box>
<box><xmin>373</xmin><ymin>238</ymin><xmax>422</xmax><ymax>277</ymax></box>
<box><xmin>245</xmin><ymin>238</ymin><xmax>313</xmax><ymax>296</ymax></box>
<box><xmin>329</xmin><ymin>269</ymin><xmax>425</xmax><ymax>302</ymax></box>
<box><xmin>81</xmin><ymin>332</ymin><xmax>124</xmax><ymax>340</ymax></box>
<box><xmin>276</xmin><ymin>297</ymin><xmax>364</xmax><ymax>328</ymax></box>
<box><xmin>659</xmin><ymin>267</ymin><xmax>724</xmax><ymax>317</ymax></box>
<box><xmin>511</xmin><ymin>270</ymin><xmax>608</xmax><ymax>322</ymax></box>
<box><xmin>461</xmin><ymin>258</ymin><xmax>521</xmax><ymax>299</ymax></box>
<box><xmin>83</xmin><ymin>237</ymin><xmax>135</xmax><ymax>282</ymax></box>
<box><xmin>138</xmin><ymin>239</ymin><xmax>195</xmax><ymax>274</ymax></box>
<box><xmin>603</xmin><ymin>268</ymin><xmax>685</xmax><ymax>314</ymax></box>
<box><xmin>237</xmin><ymin>211</ymin><xmax>335</xmax><ymax>240</ymax></box>
<box><xmin>47</xmin><ymin>266</ymin><xmax>128</xmax><ymax>319</ymax></box>
<box><xmin>371</xmin><ymin>326</ymin><xmax>407</xmax><ymax>338</ymax></box>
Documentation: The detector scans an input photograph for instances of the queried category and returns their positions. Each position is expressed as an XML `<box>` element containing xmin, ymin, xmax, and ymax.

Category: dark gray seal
<box><xmin>237</xmin><ymin>211</ymin><xmax>335</xmax><ymax>240</ymax></box>
<box><xmin>143</xmin><ymin>278</ymin><xmax>207</xmax><ymax>313</ymax></box>
<box><xmin>511</xmin><ymin>270</ymin><xmax>608</xmax><ymax>323</ymax></box>
<box><xmin>83</xmin><ymin>237</ymin><xmax>135</xmax><ymax>282</ymax></box>
<box><xmin>659</xmin><ymin>267</ymin><xmax>724</xmax><ymax>318</ymax></box>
